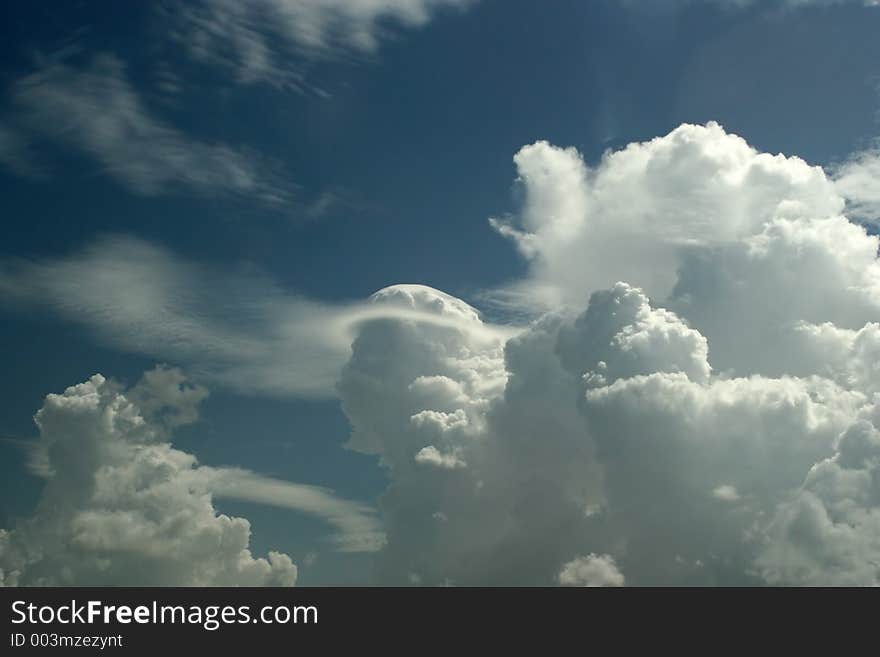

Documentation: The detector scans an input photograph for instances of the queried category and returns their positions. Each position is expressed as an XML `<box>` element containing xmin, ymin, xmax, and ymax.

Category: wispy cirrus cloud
<box><xmin>205</xmin><ymin>470</ymin><xmax>385</xmax><ymax>553</ymax></box>
<box><xmin>0</xmin><ymin>235</ymin><xmax>515</xmax><ymax>399</ymax></box>
<box><xmin>0</xmin><ymin>122</ymin><xmax>47</xmax><ymax>180</ymax></box>
<box><xmin>0</xmin><ymin>52</ymin><xmax>294</xmax><ymax>205</ymax></box>
<box><xmin>173</xmin><ymin>0</ymin><xmax>475</xmax><ymax>88</ymax></box>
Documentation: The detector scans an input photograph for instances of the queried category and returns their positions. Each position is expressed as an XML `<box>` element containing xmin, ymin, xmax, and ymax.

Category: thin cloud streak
<box><xmin>0</xmin><ymin>235</ymin><xmax>519</xmax><ymax>399</ymax></box>
<box><xmin>0</xmin><ymin>52</ymin><xmax>295</xmax><ymax>205</ymax></box>
<box><xmin>205</xmin><ymin>469</ymin><xmax>386</xmax><ymax>552</ymax></box>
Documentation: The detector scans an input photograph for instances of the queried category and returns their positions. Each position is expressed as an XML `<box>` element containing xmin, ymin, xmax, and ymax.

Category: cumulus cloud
<box><xmin>0</xmin><ymin>367</ymin><xmax>382</xmax><ymax>586</ymax></box>
<box><xmin>414</xmin><ymin>445</ymin><xmax>467</xmax><ymax>469</ymax></box>
<box><xmin>339</xmin><ymin>284</ymin><xmax>603</xmax><ymax>585</ymax></box>
<box><xmin>331</xmin><ymin>122</ymin><xmax>880</xmax><ymax>586</ymax></box>
<box><xmin>756</xmin><ymin>420</ymin><xmax>880</xmax><ymax>585</ymax></box>
<box><xmin>489</xmin><ymin>122</ymin><xmax>880</xmax><ymax>377</ymax></box>
<box><xmin>6</xmin><ymin>121</ymin><xmax>880</xmax><ymax>586</ymax></box>
<box><xmin>581</xmin><ymin>370</ymin><xmax>861</xmax><ymax>584</ymax></box>
<box><xmin>558</xmin><ymin>554</ymin><xmax>625</xmax><ymax>587</ymax></box>
<box><xmin>832</xmin><ymin>143</ymin><xmax>880</xmax><ymax>223</ymax></box>
<box><xmin>175</xmin><ymin>0</ymin><xmax>474</xmax><ymax>87</ymax></box>
<box><xmin>337</xmin><ymin>278</ymin><xmax>863</xmax><ymax>584</ymax></box>
<box><xmin>0</xmin><ymin>52</ymin><xmax>293</xmax><ymax>204</ymax></box>
<box><xmin>0</xmin><ymin>369</ymin><xmax>295</xmax><ymax>586</ymax></box>
<box><xmin>489</xmin><ymin>122</ymin><xmax>847</xmax><ymax>311</ymax></box>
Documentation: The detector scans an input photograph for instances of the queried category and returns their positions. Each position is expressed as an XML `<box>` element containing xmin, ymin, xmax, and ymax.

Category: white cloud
<box><xmin>331</xmin><ymin>122</ymin><xmax>880</xmax><ymax>586</ymax></box>
<box><xmin>6</xmin><ymin>121</ymin><xmax>880</xmax><ymax>585</ymax></box>
<box><xmin>338</xmin><ymin>284</ymin><xmax>598</xmax><ymax>585</ymax></box>
<box><xmin>176</xmin><ymin>0</ymin><xmax>474</xmax><ymax>87</ymax></box>
<box><xmin>832</xmin><ymin>144</ymin><xmax>880</xmax><ymax>223</ymax></box>
<box><xmin>580</xmin><ymin>370</ymin><xmax>861</xmax><ymax>584</ymax></box>
<box><xmin>126</xmin><ymin>363</ymin><xmax>210</xmax><ymax>432</ymax></box>
<box><xmin>0</xmin><ymin>238</ymin><xmax>514</xmax><ymax>399</ymax></box>
<box><xmin>489</xmin><ymin>122</ymin><xmax>846</xmax><ymax>311</ymax></box>
<box><xmin>556</xmin><ymin>282</ymin><xmax>712</xmax><ymax>385</ymax></box>
<box><xmin>756</xmin><ymin>420</ymin><xmax>880</xmax><ymax>585</ymax></box>
<box><xmin>712</xmin><ymin>485</ymin><xmax>741</xmax><ymax>502</ymax></box>
<box><xmin>489</xmin><ymin>123</ymin><xmax>880</xmax><ymax>378</ymax></box>
<box><xmin>414</xmin><ymin>445</ymin><xmax>467</xmax><ymax>469</ymax></box>
<box><xmin>791</xmin><ymin>321</ymin><xmax>880</xmax><ymax>394</ymax></box>
<box><xmin>337</xmin><ymin>275</ymin><xmax>867</xmax><ymax>584</ymax></box>
<box><xmin>0</xmin><ymin>370</ymin><xmax>295</xmax><ymax>586</ymax></box>
<box><xmin>1</xmin><ymin>52</ymin><xmax>293</xmax><ymax>204</ymax></box>
<box><xmin>0</xmin><ymin>367</ymin><xmax>382</xmax><ymax>586</ymax></box>
<box><xmin>558</xmin><ymin>554</ymin><xmax>625</xmax><ymax>587</ymax></box>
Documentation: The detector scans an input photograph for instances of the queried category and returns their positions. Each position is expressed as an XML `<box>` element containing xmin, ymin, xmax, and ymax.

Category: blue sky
<box><xmin>2</xmin><ymin>0</ymin><xmax>880</xmax><ymax>586</ymax></box>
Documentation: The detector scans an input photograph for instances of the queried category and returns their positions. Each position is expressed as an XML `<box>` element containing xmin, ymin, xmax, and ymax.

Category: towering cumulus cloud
<box><xmin>0</xmin><ymin>367</ymin><xmax>298</xmax><ymax>586</ymax></box>
<box><xmin>3</xmin><ymin>122</ymin><xmax>879</xmax><ymax>585</ymax></box>
<box><xmin>338</xmin><ymin>123</ymin><xmax>880</xmax><ymax>585</ymax></box>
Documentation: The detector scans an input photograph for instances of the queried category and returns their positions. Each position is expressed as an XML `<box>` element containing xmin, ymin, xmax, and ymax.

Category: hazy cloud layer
<box><xmin>0</xmin><ymin>123</ymin><xmax>46</xmax><ymax>180</ymax></box>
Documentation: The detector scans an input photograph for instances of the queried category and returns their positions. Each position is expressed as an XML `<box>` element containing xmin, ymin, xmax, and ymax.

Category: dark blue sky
<box><xmin>1</xmin><ymin>0</ymin><xmax>879</xmax><ymax>584</ymax></box>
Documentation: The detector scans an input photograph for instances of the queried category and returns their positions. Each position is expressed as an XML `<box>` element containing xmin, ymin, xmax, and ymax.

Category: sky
<box><xmin>2</xmin><ymin>0</ymin><xmax>880</xmax><ymax>586</ymax></box>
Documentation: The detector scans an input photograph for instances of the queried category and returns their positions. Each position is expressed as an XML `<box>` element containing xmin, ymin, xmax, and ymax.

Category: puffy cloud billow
<box><xmin>0</xmin><ymin>366</ymin><xmax>383</xmax><ymax>586</ymax></box>
<box><xmin>558</xmin><ymin>554</ymin><xmax>625</xmax><ymax>587</ymax></box>
<box><xmin>0</xmin><ymin>368</ymin><xmax>298</xmax><ymax>586</ymax></box>
<box><xmin>4</xmin><ymin>122</ymin><xmax>880</xmax><ymax>586</ymax></box>
<box><xmin>335</xmin><ymin>123</ymin><xmax>880</xmax><ymax>586</ymax></box>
